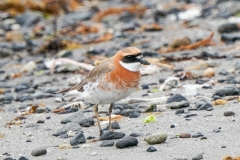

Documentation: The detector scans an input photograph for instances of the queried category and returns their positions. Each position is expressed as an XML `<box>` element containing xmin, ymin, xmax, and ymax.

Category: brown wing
<box><xmin>57</xmin><ymin>59</ymin><xmax>114</xmax><ymax>93</ymax></box>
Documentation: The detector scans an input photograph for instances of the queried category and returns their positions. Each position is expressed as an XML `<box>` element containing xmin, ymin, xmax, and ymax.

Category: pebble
<box><xmin>3</xmin><ymin>157</ymin><xmax>14</xmax><ymax>160</ymax></box>
<box><xmin>166</xmin><ymin>101</ymin><xmax>190</xmax><ymax>109</ymax></box>
<box><xmin>175</xmin><ymin>109</ymin><xmax>185</xmax><ymax>114</ymax></box>
<box><xmin>36</xmin><ymin>120</ymin><xmax>45</xmax><ymax>123</ymax></box>
<box><xmin>129</xmin><ymin>110</ymin><xmax>140</xmax><ymax>118</ymax></box>
<box><xmin>218</xmin><ymin>23</ymin><xmax>239</xmax><ymax>33</ymax></box>
<box><xmin>213</xmin><ymin>87</ymin><xmax>239</xmax><ymax>97</ymax></box>
<box><xmin>53</xmin><ymin>122</ymin><xmax>81</xmax><ymax>136</ymax></box>
<box><xmin>35</xmin><ymin>107</ymin><xmax>46</xmax><ymax>113</ymax></box>
<box><xmin>190</xmin><ymin>100</ymin><xmax>213</xmax><ymax>111</ymax></box>
<box><xmin>166</xmin><ymin>94</ymin><xmax>188</xmax><ymax>104</ymax></box>
<box><xmin>179</xmin><ymin>133</ymin><xmax>191</xmax><ymax>138</ymax></box>
<box><xmin>90</xmin><ymin>151</ymin><xmax>97</xmax><ymax>156</ymax></box>
<box><xmin>192</xmin><ymin>132</ymin><xmax>204</xmax><ymax>138</ymax></box>
<box><xmin>104</xmin><ymin>121</ymin><xmax>121</xmax><ymax>130</ymax></box>
<box><xmin>70</xmin><ymin>131</ymin><xmax>86</xmax><ymax>146</ymax></box>
<box><xmin>213</xmin><ymin>129</ymin><xmax>221</xmax><ymax>133</ymax></box>
<box><xmin>79</xmin><ymin>118</ymin><xmax>94</xmax><ymax>127</ymax></box>
<box><xmin>219</xmin><ymin>69</ymin><xmax>229</xmax><ymax>75</ymax></box>
<box><xmin>18</xmin><ymin>156</ymin><xmax>29</xmax><ymax>160</ymax></box>
<box><xmin>61</xmin><ymin>111</ymin><xmax>86</xmax><ymax>124</ymax></box>
<box><xmin>31</xmin><ymin>147</ymin><xmax>47</xmax><ymax>156</ymax></box>
<box><xmin>145</xmin><ymin>133</ymin><xmax>167</xmax><ymax>144</ymax></box>
<box><xmin>192</xmin><ymin>154</ymin><xmax>203</xmax><ymax>160</ymax></box>
<box><xmin>115</xmin><ymin>136</ymin><xmax>138</xmax><ymax>148</ymax></box>
<box><xmin>224</xmin><ymin>111</ymin><xmax>235</xmax><ymax>116</ymax></box>
<box><xmin>184</xmin><ymin>114</ymin><xmax>197</xmax><ymax>118</ymax></box>
<box><xmin>100</xmin><ymin>131</ymin><xmax>125</xmax><ymax>140</ymax></box>
<box><xmin>100</xmin><ymin>140</ymin><xmax>115</xmax><ymax>147</ymax></box>
<box><xmin>147</xmin><ymin>146</ymin><xmax>157</xmax><ymax>152</ymax></box>
<box><xmin>129</xmin><ymin>133</ymin><xmax>143</xmax><ymax>137</ymax></box>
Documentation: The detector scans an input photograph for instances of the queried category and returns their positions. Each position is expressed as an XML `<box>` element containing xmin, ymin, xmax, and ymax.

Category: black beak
<box><xmin>140</xmin><ymin>59</ymin><xmax>150</xmax><ymax>65</ymax></box>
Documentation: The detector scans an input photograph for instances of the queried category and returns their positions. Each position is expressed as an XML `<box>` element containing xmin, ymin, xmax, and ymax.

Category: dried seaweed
<box><xmin>159</xmin><ymin>32</ymin><xmax>215</xmax><ymax>54</ymax></box>
<box><xmin>92</xmin><ymin>5</ymin><xmax>146</xmax><ymax>22</ymax></box>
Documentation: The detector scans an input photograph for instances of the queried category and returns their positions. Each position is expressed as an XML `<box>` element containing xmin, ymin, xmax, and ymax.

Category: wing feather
<box><xmin>56</xmin><ymin>59</ymin><xmax>114</xmax><ymax>93</ymax></box>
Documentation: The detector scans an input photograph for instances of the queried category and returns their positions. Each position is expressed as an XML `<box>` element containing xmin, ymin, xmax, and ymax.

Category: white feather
<box><xmin>119</xmin><ymin>61</ymin><xmax>141</xmax><ymax>72</ymax></box>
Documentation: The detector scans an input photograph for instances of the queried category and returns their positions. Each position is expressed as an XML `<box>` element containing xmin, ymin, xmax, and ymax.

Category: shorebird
<box><xmin>57</xmin><ymin>47</ymin><xmax>150</xmax><ymax>136</ymax></box>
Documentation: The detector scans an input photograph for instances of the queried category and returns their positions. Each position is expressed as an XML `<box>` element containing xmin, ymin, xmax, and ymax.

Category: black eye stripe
<box><xmin>121</xmin><ymin>53</ymin><xmax>143</xmax><ymax>63</ymax></box>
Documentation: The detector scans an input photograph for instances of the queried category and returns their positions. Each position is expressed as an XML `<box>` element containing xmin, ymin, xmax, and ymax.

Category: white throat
<box><xmin>119</xmin><ymin>61</ymin><xmax>141</xmax><ymax>72</ymax></box>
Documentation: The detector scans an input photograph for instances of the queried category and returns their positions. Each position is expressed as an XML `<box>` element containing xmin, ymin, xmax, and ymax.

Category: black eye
<box><xmin>126</xmin><ymin>55</ymin><xmax>135</xmax><ymax>60</ymax></box>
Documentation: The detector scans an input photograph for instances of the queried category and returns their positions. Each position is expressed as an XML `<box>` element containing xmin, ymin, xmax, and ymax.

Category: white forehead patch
<box><xmin>120</xmin><ymin>61</ymin><xmax>141</xmax><ymax>72</ymax></box>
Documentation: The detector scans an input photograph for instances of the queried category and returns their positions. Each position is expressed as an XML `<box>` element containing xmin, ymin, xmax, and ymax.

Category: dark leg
<box><xmin>94</xmin><ymin>104</ymin><xmax>103</xmax><ymax>136</ymax></box>
<box><xmin>108</xmin><ymin>103</ymin><xmax>114</xmax><ymax>131</ymax></box>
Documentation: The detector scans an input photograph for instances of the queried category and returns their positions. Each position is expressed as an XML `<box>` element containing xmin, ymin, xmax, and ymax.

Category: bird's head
<box><xmin>115</xmin><ymin>47</ymin><xmax>150</xmax><ymax>72</ymax></box>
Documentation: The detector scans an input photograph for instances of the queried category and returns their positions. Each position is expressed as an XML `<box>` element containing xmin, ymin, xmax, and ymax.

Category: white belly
<box><xmin>70</xmin><ymin>82</ymin><xmax>137</xmax><ymax>104</ymax></box>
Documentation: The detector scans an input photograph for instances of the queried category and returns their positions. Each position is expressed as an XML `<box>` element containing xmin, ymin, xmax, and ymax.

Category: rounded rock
<box><xmin>147</xmin><ymin>146</ymin><xmax>157</xmax><ymax>152</ymax></box>
<box><xmin>115</xmin><ymin>136</ymin><xmax>138</xmax><ymax>148</ymax></box>
<box><xmin>100</xmin><ymin>140</ymin><xmax>114</xmax><ymax>147</ymax></box>
<box><xmin>145</xmin><ymin>133</ymin><xmax>167</xmax><ymax>144</ymax></box>
<box><xmin>224</xmin><ymin>111</ymin><xmax>235</xmax><ymax>116</ymax></box>
<box><xmin>31</xmin><ymin>147</ymin><xmax>47</xmax><ymax>156</ymax></box>
<box><xmin>179</xmin><ymin>133</ymin><xmax>191</xmax><ymax>138</ymax></box>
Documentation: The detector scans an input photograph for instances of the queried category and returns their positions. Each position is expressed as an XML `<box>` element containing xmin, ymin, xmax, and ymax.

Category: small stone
<box><xmin>104</xmin><ymin>121</ymin><xmax>121</xmax><ymax>130</ymax></box>
<box><xmin>166</xmin><ymin>101</ymin><xmax>190</xmax><ymax>109</ymax></box>
<box><xmin>90</xmin><ymin>151</ymin><xmax>97</xmax><ymax>156</ymax></box>
<box><xmin>192</xmin><ymin>132</ymin><xmax>204</xmax><ymax>138</ymax></box>
<box><xmin>147</xmin><ymin>146</ymin><xmax>157</xmax><ymax>152</ymax></box>
<box><xmin>31</xmin><ymin>147</ymin><xmax>47</xmax><ymax>156</ymax></box>
<box><xmin>18</xmin><ymin>156</ymin><xmax>29</xmax><ymax>160</ymax></box>
<box><xmin>100</xmin><ymin>140</ymin><xmax>114</xmax><ymax>147</ymax></box>
<box><xmin>184</xmin><ymin>114</ymin><xmax>197</xmax><ymax>118</ymax></box>
<box><xmin>79</xmin><ymin>118</ymin><xmax>94</xmax><ymax>127</ymax></box>
<box><xmin>100</xmin><ymin>131</ymin><xmax>125</xmax><ymax>140</ymax></box>
<box><xmin>145</xmin><ymin>133</ymin><xmax>167</xmax><ymax>144</ymax></box>
<box><xmin>224</xmin><ymin>111</ymin><xmax>235</xmax><ymax>116</ymax></box>
<box><xmin>36</xmin><ymin>120</ymin><xmax>45</xmax><ymax>123</ymax></box>
<box><xmin>166</xmin><ymin>94</ymin><xmax>188</xmax><ymax>104</ymax></box>
<box><xmin>219</xmin><ymin>69</ymin><xmax>229</xmax><ymax>75</ymax></box>
<box><xmin>35</xmin><ymin>107</ymin><xmax>46</xmax><ymax>113</ymax></box>
<box><xmin>129</xmin><ymin>132</ymin><xmax>142</xmax><ymax>137</ymax></box>
<box><xmin>112</xmin><ymin>109</ymin><xmax>121</xmax><ymax>115</ymax></box>
<box><xmin>61</xmin><ymin>111</ymin><xmax>86</xmax><ymax>124</ymax></box>
<box><xmin>222</xmin><ymin>145</ymin><xmax>226</xmax><ymax>148</ymax></box>
<box><xmin>70</xmin><ymin>131</ymin><xmax>86</xmax><ymax>146</ymax></box>
<box><xmin>55</xmin><ymin>97</ymin><xmax>63</xmax><ymax>103</ymax></box>
<box><xmin>53</xmin><ymin>122</ymin><xmax>81</xmax><ymax>136</ymax></box>
<box><xmin>3</xmin><ymin>157</ymin><xmax>14</xmax><ymax>160</ymax></box>
<box><xmin>175</xmin><ymin>109</ymin><xmax>185</xmax><ymax>114</ymax></box>
<box><xmin>192</xmin><ymin>154</ymin><xmax>203</xmax><ymax>160</ymax></box>
<box><xmin>218</xmin><ymin>23</ymin><xmax>239</xmax><ymax>33</ymax></box>
<box><xmin>170</xmin><ymin>124</ymin><xmax>176</xmax><ymax>128</ymax></box>
<box><xmin>179</xmin><ymin>133</ymin><xmax>191</xmax><ymax>138</ymax></box>
<box><xmin>213</xmin><ymin>129</ymin><xmax>221</xmax><ymax>133</ymax></box>
<box><xmin>194</xmin><ymin>100</ymin><xmax>213</xmax><ymax>111</ymax></box>
<box><xmin>213</xmin><ymin>87</ymin><xmax>239</xmax><ymax>97</ymax></box>
<box><xmin>115</xmin><ymin>136</ymin><xmax>138</xmax><ymax>148</ymax></box>
<box><xmin>129</xmin><ymin>110</ymin><xmax>140</xmax><ymax>118</ymax></box>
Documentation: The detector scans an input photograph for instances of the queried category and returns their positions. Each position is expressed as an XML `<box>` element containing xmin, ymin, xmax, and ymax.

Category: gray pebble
<box><xmin>147</xmin><ymin>146</ymin><xmax>157</xmax><ymax>152</ymax></box>
<box><xmin>100</xmin><ymin>140</ymin><xmax>114</xmax><ymax>147</ymax></box>
<box><xmin>31</xmin><ymin>147</ymin><xmax>47</xmax><ymax>156</ymax></box>
<box><xmin>70</xmin><ymin>131</ymin><xmax>86</xmax><ymax>146</ymax></box>
<box><xmin>115</xmin><ymin>136</ymin><xmax>138</xmax><ymax>148</ymax></box>
<box><xmin>192</xmin><ymin>154</ymin><xmax>203</xmax><ymax>160</ymax></box>
<box><xmin>53</xmin><ymin>122</ymin><xmax>81</xmax><ymax>136</ymax></box>
<box><xmin>100</xmin><ymin>131</ymin><xmax>125</xmax><ymax>140</ymax></box>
